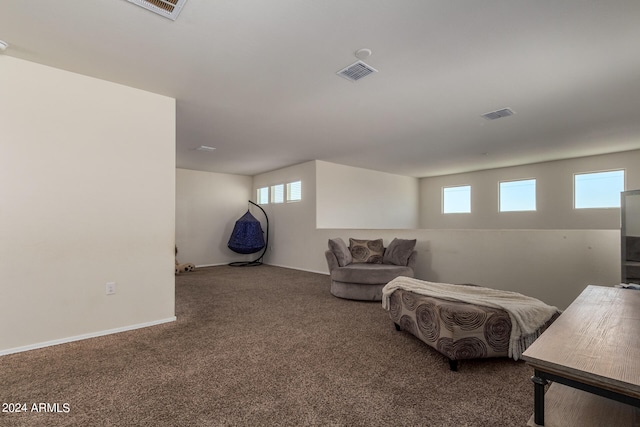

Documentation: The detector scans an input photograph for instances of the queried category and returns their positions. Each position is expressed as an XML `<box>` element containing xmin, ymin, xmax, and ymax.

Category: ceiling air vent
<box><xmin>336</xmin><ymin>61</ymin><xmax>378</xmax><ymax>82</ymax></box>
<box><xmin>127</xmin><ymin>0</ymin><xmax>187</xmax><ymax>21</ymax></box>
<box><xmin>481</xmin><ymin>108</ymin><xmax>515</xmax><ymax>121</ymax></box>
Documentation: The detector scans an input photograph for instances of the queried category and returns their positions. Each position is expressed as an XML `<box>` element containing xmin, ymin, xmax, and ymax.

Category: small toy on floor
<box><xmin>176</xmin><ymin>262</ymin><xmax>195</xmax><ymax>274</ymax></box>
<box><xmin>175</xmin><ymin>246</ymin><xmax>195</xmax><ymax>274</ymax></box>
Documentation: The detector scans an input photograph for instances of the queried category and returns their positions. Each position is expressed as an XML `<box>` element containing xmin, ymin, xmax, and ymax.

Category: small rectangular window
<box><xmin>500</xmin><ymin>179</ymin><xmax>536</xmax><ymax>212</ymax></box>
<box><xmin>271</xmin><ymin>184</ymin><xmax>284</xmax><ymax>204</ymax></box>
<box><xmin>287</xmin><ymin>181</ymin><xmax>302</xmax><ymax>202</ymax></box>
<box><xmin>443</xmin><ymin>185</ymin><xmax>471</xmax><ymax>213</ymax></box>
<box><xmin>575</xmin><ymin>170</ymin><xmax>624</xmax><ymax>209</ymax></box>
<box><xmin>257</xmin><ymin>187</ymin><xmax>269</xmax><ymax>205</ymax></box>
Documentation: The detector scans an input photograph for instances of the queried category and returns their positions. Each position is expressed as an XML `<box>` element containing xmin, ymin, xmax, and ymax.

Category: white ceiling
<box><xmin>2</xmin><ymin>0</ymin><xmax>640</xmax><ymax>177</ymax></box>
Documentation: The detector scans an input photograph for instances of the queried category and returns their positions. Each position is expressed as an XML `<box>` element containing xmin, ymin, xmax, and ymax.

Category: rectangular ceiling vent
<box><xmin>481</xmin><ymin>108</ymin><xmax>515</xmax><ymax>121</ymax></box>
<box><xmin>336</xmin><ymin>61</ymin><xmax>378</xmax><ymax>82</ymax></box>
<box><xmin>127</xmin><ymin>0</ymin><xmax>187</xmax><ymax>21</ymax></box>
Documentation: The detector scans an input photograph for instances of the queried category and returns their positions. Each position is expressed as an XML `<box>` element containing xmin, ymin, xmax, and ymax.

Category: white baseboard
<box><xmin>194</xmin><ymin>262</ymin><xmax>243</xmax><ymax>268</ymax></box>
<box><xmin>195</xmin><ymin>262</ymin><xmax>329</xmax><ymax>276</ymax></box>
<box><xmin>0</xmin><ymin>317</ymin><xmax>177</xmax><ymax>357</ymax></box>
<box><xmin>264</xmin><ymin>262</ymin><xmax>329</xmax><ymax>276</ymax></box>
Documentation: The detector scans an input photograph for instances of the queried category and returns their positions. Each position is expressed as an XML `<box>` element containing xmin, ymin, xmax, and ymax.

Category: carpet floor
<box><xmin>1</xmin><ymin>265</ymin><xmax>537</xmax><ymax>426</ymax></box>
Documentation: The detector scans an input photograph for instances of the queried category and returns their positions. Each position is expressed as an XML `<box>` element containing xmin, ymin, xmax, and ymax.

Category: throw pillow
<box><xmin>349</xmin><ymin>238</ymin><xmax>384</xmax><ymax>264</ymax></box>
<box><xmin>383</xmin><ymin>238</ymin><xmax>417</xmax><ymax>266</ymax></box>
<box><xmin>328</xmin><ymin>238</ymin><xmax>352</xmax><ymax>267</ymax></box>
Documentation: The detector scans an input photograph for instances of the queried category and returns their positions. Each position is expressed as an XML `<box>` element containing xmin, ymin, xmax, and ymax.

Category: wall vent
<box><xmin>481</xmin><ymin>108</ymin><xmax>515</xmax><ymax>120</ymax></box>
<box><xmin>127</xmin><ymin>0</ymin><xmax>187</xmax><ymax>21</ymax></box>
<box><xmin>336</xmin><ymin>61</ymin><xmax>378</xmax><ymax>82</ymax></box>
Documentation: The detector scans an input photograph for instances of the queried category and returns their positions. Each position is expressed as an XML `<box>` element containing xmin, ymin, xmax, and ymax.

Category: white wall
<box><xmin>411</xmin><ymin>229</ymin><xmax>619</xmax><ymax>310</ymax></box>
<box><xmin>175</xmin><ymin>168</ymin><xmax>253</xmax><ymax>266</ymax></box>
<box><xmin>420</xmin><ymin>150</ymin><xmax>640</xmax><ymax>229</ymax></box>
<box><xmin>174</xmin><ymin>156</ymin><xmax>629</xmax><ymax>310</ymax></box>
<box><xmin>250</xmin><ymin>158</ymin><xmax>629</xmax><ymax>310</ymax></box>
<box><xmin>316</xmin><ymin>160</ymin><xmax>419</xmax><ymax>229</ymax></box>
<box><xmin>0</xmin><ymin>57</ymin><xmax>176</xmax><ymax>354</ymax></box>
<box><xmin>252</xmin><ymin>161</ymin><xmax>319</xmax><ymax>270</ymax></box>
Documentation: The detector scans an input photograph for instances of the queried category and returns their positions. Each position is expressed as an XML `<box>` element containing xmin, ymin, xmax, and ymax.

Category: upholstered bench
<box><xmin>382</xmin><ymin>279</ymin><xmax>561</xmax><ymax>371</ymax></box>
<box><xmin>386</xmin><ymin>289</ymin><xmax>511</xmax><ymax>371</ymax></box>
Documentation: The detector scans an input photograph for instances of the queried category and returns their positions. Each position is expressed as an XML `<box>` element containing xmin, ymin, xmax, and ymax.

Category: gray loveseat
<box><xmin>325</xmin><ymin>237</ymin><xmax>417</xmax><ymax>301</ymax></box>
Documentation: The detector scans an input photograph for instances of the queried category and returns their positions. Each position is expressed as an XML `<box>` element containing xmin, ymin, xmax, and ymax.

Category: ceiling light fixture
<box><xmin>481</xmin><ymin>108</ymin><xmax>515</xmax><ymax>120</ymax></box>
<box><xmin>0</xmin><ymin>40</ymin><xmax>8</xmax><ymax>51</ymax></box>
<box><xmin>195</xmin><ymin>145</ymin><xmax>216</xmax><ymax>151</ymax></box>
<box><xmin>355</xmin><ymin>48</ymin><xmax>372</xmax><ymax>60</ymax></box>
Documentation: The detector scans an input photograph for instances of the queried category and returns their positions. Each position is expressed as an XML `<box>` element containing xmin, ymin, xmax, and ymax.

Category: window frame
<box><xmin>574</xmin><ymin>169</ymin><xmax>625</xmax><ymax>210</ymax></box>
<box><xmin>286</xmin><ymin>180</ymin><xmax>302</xmax><ymax>202</ymax></box>
<box><xmin>256</xmin><ymin>187</ymin><xmax>269</xmax><ymax>205</ymax></box>
<box><xmin>442</xmin><ymin>185</ymin><xmax>471</xmax><ymax>214</ymax></box>
<box><xmin>270</xmin><ymin>184</ymin><xmax>284</xmax><ymax>204</ymax></box>
<box><xmin>499</xmin><ymin>178</ymin><xmax>537</xmax><ymax>212</ymax></box>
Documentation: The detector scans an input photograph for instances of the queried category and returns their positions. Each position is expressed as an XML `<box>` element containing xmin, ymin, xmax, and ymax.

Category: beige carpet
<box><xmin>0</xmin><ymin>265</ymin><xmax>536</xmax><ymax>426</ymax></box>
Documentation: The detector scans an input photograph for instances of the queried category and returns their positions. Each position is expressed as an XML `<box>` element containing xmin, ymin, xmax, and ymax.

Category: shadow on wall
<box><xmin>414</xmin><ymin>240</ymin><xmax>435</xmax><ymax>282</ymax></box>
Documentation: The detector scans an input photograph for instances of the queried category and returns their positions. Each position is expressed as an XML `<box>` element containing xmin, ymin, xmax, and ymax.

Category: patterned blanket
<box><xmin>382</xmin><ymin>277</ymin><xmax>561</xmax><ymax>360</ymax></box>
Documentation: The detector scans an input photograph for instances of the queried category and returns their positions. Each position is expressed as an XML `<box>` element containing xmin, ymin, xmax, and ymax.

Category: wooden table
<box><xmin>521</xmin><ymin>285</ymin><xmax>640</xmax><ymax>426</ymax></box>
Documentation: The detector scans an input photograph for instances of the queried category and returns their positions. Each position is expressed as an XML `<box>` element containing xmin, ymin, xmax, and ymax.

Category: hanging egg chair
<box><xmin>227</xmin><ymin>201</ymin><xmax>269</xmax><ymax>266</ymax></box>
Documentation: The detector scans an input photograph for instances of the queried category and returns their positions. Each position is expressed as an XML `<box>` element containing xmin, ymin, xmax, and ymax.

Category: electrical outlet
<box><xmin>105</xmin><ymin>282</ymin><xmax>116</xmax><ymax>295</ymax></box>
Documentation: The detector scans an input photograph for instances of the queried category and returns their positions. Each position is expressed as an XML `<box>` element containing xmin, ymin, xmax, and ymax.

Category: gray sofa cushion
<box><xmin>331</xmin><ymin>263</ymin><xmax>413</xmax><ymax>284</ymax></box>
<box><xmin>349</xmin><ymin>238</ymin><xmax>384</xmax><ymax>264</ymax></box>
<box><xmin>383</xmin><ymin>238</ymin><xmax>417</xmax><ymax>266</ymax></box>
<box><xmin>328</xmin><ymin>238</ymin><xmax>352</xmax><ymax>267</ymax></box>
